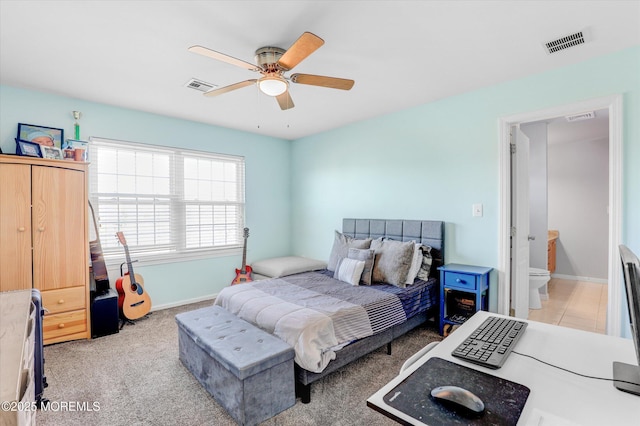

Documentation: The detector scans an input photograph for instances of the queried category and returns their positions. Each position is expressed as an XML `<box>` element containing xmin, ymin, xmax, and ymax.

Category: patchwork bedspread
<box><xmin>214</xmin><ymin>271</ymin><xmax>434</xmax><ymax>373</ymax></box>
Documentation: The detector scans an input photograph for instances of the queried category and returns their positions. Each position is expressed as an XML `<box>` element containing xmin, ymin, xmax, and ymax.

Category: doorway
<box><xmin>521</xmin><ymin>111</ymin><xmax>609</xmax><ymax>332</ymax></box>
<box><xmin>498</xmin><ymin>95</ymin><xmax>624</xmax><ymax>336</ymax></box>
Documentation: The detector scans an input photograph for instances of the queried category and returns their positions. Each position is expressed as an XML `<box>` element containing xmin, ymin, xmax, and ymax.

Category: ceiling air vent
<box><xmin>543</xmin><ymin>29</ymin><xmax>591</xmax><ymax>54</ymax></box>
<box><xmin>184</xmin><ymin>78</ymin><xmax>217</xmax><ymax>92</ymax></box>
<box><xmin>565</xmin><ymin>111</ymin><xmax>595</xmax><ymax>122</ymax></box>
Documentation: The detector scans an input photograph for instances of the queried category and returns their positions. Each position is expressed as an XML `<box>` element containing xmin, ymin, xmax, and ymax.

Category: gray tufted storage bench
<box><xmin>176</xmin><ymin>305</ymin><xmax>295</xmax><ymax>425</ymax></box>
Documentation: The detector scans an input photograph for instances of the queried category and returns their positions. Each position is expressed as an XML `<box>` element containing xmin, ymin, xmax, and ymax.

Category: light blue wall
<box><xmin>291</xmin><ymin>46</ymin><xmax>640</xmax><ymax>321</ymax></box>
<box><xmin>2</xmin><ymin>46</ymin><xmax>639</xmax><ymax>327</ymax></box>
<box><xmin>0</xmin><ymin>85</ymin><xmax>292</xmax><ymax>307</ymax></box>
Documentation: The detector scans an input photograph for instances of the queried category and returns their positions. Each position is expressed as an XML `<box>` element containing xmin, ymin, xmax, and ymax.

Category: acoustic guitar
<box><xmin>231</xmin><ymin>228</ymin><xmax>252</xmax><ymax>285</ymax></box>
<box><xmin>115</xmin><ymin>232</ymin><xmax>152</xmax><ymax>320</ymax></box>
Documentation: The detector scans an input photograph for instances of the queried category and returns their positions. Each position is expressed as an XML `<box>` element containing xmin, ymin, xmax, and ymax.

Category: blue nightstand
<box><xmin>438</xmin><ymin>263</ymin><xmax>492</xmax><ymax>335</ymax></box>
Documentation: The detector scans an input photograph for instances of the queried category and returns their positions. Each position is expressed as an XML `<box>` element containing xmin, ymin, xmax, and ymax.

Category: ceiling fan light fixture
<box><xmin>258</xmin><ymin>76</ymin><xmax>288</xmax><ymax>96</ymax></box>
<box><xmin>190</xmin><ymin>31</ymin><xmax>354</xmax><ymax>110</ymax></box>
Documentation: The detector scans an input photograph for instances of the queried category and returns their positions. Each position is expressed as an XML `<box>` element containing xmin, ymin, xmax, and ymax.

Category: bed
<box><xmin>215</xmin><ymin>218</ymin><xmax>445</xmax><ymax>403</ymax></box>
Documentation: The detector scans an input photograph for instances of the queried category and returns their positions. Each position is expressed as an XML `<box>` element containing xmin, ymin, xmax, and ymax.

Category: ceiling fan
<box><xmin>188</xmin><ymin>32</ymin><xmax>354</xmax><ymax>110</ymax></box>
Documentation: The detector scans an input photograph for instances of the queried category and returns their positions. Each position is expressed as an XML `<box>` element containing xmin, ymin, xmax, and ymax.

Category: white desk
<box><xmin>367</xmin><ymin>311</ymin><xmax>640</xmax><ymax>425</ymax></box>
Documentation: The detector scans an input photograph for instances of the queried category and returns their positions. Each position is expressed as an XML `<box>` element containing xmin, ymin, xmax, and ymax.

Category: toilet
<box><xmin>529</xmin><ymin>268</ymin><xmax>551</xmax><ymax>309</ymax></box>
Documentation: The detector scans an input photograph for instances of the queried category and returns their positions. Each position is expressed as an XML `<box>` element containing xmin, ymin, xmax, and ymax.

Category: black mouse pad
<box><xmin>383</xmin><ymin>357</ymin><xmax>530</xmax><ymax>425</ymax></box>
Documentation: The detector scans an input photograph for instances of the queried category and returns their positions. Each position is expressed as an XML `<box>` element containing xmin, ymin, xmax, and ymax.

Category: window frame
<box><xmin>88</xmin><ymin>137</ymin><xmax>245</xmax><ymax>267</ymax></box>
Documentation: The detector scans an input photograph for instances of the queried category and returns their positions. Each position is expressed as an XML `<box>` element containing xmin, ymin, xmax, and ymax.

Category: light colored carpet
<box><xmin>37</xmin><ymin>300</ymin><xmax>442</xmax><ymax>426</ymax></box>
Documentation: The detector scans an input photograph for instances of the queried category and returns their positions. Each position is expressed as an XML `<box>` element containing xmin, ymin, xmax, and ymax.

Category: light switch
<box><xmin>473</xmin><ymin>203</ymin><xmax>483</xmax><ymax>217</ymax></box>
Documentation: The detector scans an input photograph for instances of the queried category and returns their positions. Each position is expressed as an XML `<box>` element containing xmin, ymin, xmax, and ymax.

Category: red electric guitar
<box><xmin>115</xmin><ymin>232</ymin><xmax>152</xmax><ymax>320</ymax></box>
<box><xmin>231</xmin><ymin>228</ymin><xmax>252</xmax><ymax>285</ymax></box>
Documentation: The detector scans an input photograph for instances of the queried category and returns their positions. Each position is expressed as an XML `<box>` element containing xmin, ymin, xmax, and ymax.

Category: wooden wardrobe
<box><xmin>0</xmin><ymin>155</ymin><xmax>90</xmax><ymax>345</ymax></box>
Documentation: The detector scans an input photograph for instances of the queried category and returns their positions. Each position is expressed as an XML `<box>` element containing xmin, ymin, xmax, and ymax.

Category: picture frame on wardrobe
<box><xmin>15</xmin><ymin>139</ymin><xmax>42</xmax><ymax>157</ymax></box>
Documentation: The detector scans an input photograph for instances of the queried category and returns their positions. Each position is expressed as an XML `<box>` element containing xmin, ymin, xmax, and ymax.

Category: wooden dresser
<box><xmin>0</xmin><ymin>155</ymin><xmax>90</xmax><ymax>345</ymax></box>
<box><xmin>0</xmin><ymin>290</ymin><xmax>36</xmax><ymax>426</ymax></box>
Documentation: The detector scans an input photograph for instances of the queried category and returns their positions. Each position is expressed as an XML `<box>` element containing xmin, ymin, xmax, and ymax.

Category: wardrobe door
<box><xmin>31</xmin><ymin>165</ymin><xmax>86</xmax><ymax>291</ymax></box>
<box><xmin>0</xmin><ymin>163</ymin><xmax>32</xmax><ymax>291</ymax></box>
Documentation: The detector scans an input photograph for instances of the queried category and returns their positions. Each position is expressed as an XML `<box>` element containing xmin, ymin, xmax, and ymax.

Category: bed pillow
<box><xmin>369</xmin><ymin>238</ymin><xmax>415</xmax><ymax>287</ymax></box>
<box><xmin>251</xmin><ymin>256</ymin><xmax>328</xmax><ymax>278</ymax></box>
<box><xmin>327</xmin><ymin>231</ymin><xmax>372</xmax><ymax>272</ymax></box>
<box><xmin>405</xmin><ymin>242</ymin><xmax>424</xmax><ymax>285</ymax></box>
<box><xmin>333</xmin><ymin>257</ymin><xmax>366</xmax><ymax>286</ymax></box>
<box><xmin>347</xmin><ymin>248</ymin><xmax>375</xmax><ymax>285</ymax></box>
<box><xmin>416</xmin><ymin>245</ymin><xmax>434</xmax><ymax>280</ymax></box>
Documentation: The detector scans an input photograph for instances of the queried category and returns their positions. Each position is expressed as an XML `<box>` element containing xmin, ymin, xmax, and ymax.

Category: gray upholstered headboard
<box><xmin>342</xmin><ymin>218</ymin><xmax>445</xmax><ymax>271</ymax></box>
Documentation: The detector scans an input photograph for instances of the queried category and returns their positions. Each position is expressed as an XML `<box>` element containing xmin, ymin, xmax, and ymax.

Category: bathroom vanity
<box><xmin>548</xmin><ymin>230</ymin><xmax>559</xmax><ymax>273</ymax></box>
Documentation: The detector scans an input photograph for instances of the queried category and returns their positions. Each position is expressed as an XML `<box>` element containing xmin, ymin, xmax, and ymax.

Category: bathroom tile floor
<box><xmin>528</xmin><ymin>278</ymin><xmax>607</xmax><ymax>334</ymax></box>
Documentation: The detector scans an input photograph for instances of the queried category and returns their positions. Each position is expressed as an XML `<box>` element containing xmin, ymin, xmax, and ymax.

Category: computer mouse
<box><xmin>430</xmin><ymin>385</ymin><xmax>485</xmax><ymax>417</ymax></box>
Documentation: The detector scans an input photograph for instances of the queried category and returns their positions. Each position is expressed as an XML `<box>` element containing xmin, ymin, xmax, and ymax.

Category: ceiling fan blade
<box><xmin>290</xmin><ymin>74</ymin><xmax>354</xmax><ymax>90</ymax></box>
<box><xmin>276</xmin><ymin>32</ymin><xmax>324</xmax><ymax>71</ymax></box>
<box><xmin>276</xmin><ymin>91</ymin><xmax>295</xmax><ymax>110</ymax></box>
<box><xmin>203</xmin><ymin>80</ymin><xmax>257</xmax><ymax>97</ymax></box>
<box><xmin>188</xmin><ymin>45</ymin><xmax>260</xmax><ymax>72</ymax></box>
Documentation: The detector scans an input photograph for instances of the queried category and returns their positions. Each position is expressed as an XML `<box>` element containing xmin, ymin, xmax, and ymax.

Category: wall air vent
<box><xmin>543</xmin><ymin>29</ymin><xmax>591</xmax><ymax>54</ymax></box>
<box><xmin>184</xmin><ymin>78</ymin><xmax>217</xmax><ymax>92</ymax></box>
<box><xmin>565</xmin><ymin>111</ymin><xmax>595</xmax><ymax>122</ymax></box>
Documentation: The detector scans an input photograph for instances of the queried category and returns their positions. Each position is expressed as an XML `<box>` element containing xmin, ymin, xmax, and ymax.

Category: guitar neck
<box><xmin>240</xmin><ymin>239</ymin><xmax>248</xmax><ymax>273</ymax></box>
<box><xmin>123</xmin><ymin>245</ymin><xmax>137</xmax><ymax>283</ymax></box>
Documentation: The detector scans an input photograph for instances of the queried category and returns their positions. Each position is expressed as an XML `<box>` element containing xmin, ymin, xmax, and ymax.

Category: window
<box><xmin>88</xmin><ymin>137</ymin><xmax>245</xmax><ymax>263</ymax></box>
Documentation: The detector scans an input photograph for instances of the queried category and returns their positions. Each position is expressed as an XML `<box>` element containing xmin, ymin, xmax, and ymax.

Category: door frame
<box><xmin>510</xmin><ymin>126</ymin><xmax>531</xmax><ymax>319</ymax></box>
<box><xmin>497</xmin><ymin>94</ymin><xmax>623</xmax><ymax>336</ymax></box>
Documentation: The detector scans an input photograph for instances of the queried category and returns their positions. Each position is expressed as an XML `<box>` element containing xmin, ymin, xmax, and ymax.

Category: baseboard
<box><xmin>550</xmin><ymin>274</ymin><xmax>608</xmax><ymax>284</ymax></box>
<box><xmin>150</xmin><ymin>294</ymin><xmax>218</xmax><ymax>312</ymax></box>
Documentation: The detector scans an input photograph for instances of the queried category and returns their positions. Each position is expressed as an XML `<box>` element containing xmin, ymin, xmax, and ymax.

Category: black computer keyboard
<box><xmin>451</xmin><ymin>316</ymin><xmax>527</xmax><ymax>369</ymax></box>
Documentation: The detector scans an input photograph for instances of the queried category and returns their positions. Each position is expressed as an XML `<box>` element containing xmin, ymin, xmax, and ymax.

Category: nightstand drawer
<box><xmin>443</xmin><ymin>272</ymin><xmax>478</xmax><ymax>290</ymax></box>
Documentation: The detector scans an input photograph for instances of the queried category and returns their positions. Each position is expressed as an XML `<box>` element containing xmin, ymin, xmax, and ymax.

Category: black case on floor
<box><xmin>31</xmin><ymin>289</ymin><xmax>48</xmax><ymax>406</ymax></box>
<box><xmin>91</xmin><ymin>288</ymin><xmax>120</xmax><ymax>338</ymax></box>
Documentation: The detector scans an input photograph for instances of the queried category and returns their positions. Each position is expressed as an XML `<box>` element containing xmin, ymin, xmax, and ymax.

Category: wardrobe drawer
<box><xmin>43</xmin><ymin>309</ymin><xmax>86</xmax><ymax>340</ymax></box>
<box><xmin>42</xmin><ymin>286</ymin><xmax>85</xmax><ymax>314</ymax></box>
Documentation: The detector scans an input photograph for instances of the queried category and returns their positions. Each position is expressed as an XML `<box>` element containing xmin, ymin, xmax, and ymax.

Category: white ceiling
<box><xmin>1</xmin><ymin>1</ymin><xmax>638</xmax><ymax>140</ymax></box>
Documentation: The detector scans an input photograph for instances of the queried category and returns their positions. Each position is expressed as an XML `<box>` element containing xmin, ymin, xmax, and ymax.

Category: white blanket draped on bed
<box><xmin>213</xmin><ymin>271</ymin><xmax>407</xmax><ymax>373</ymax></box>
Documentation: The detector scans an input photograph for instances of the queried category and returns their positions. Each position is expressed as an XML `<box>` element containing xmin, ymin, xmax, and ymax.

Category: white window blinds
<box><xmin>88</xmin><ymin>137</ymin><xmax>245</xmax><ymax>261</ymax></box>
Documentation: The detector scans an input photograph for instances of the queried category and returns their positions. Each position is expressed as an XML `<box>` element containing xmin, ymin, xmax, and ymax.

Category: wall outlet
<box><xmin>473</xmin><ymin>203</ymin><xmax>483</xmax><ymax>217</ymax></box>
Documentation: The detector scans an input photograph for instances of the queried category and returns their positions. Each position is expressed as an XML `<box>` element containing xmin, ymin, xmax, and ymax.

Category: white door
<box><xmin>511</xmin><ymin>126</ymin><xmax>530</xmax><ymax>318</ymax></box>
